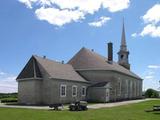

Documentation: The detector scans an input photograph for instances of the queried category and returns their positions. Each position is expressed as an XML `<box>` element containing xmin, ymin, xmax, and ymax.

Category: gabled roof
<box><xmin>22</xmin><ymin>55</ymin><xmax>87</xmax><ymax>82</ymax></box>
<box><xmin>68</xmin><ymin>47</ymin><xmax>142</xmax><ymax>80</ymax></box>
<box><xmin>16</xmin><ymin>56</ymin><xmax>42</xmax><ymax>80</ymax></box>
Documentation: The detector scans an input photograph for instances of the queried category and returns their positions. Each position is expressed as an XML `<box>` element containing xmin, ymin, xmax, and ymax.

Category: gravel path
<box><xmin>0</xmin><ymin>99</ymin><xmax>158</xmax><ymax>110</ymax></box>
<box><xmin>0</xmin><ymin>103</ymin><xmax>49</xmax><ymax>110</ymax></box>
<box><xmin>88</xmin><ymin>99</ymin><xmax>152</xmax><ymax>109</ymax></box>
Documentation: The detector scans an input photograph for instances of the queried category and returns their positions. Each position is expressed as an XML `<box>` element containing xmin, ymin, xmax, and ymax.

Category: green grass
<box><xmin>0</xmin><ymin>100</ymin><xmax>160</xmax><ymax>120</ymax></box>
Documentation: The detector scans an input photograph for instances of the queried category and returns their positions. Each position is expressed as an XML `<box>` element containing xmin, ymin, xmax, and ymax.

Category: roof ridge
<box><xmin>33</xmin><ymin>55</ymin><xmax>66</xmax><ymax>65</ymax></box>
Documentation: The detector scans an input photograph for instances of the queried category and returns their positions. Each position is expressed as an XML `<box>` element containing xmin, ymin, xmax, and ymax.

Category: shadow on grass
<box><xmin>145</xmin><ymin>110</ymin><xmax>160</xmax><ymax>115</ymax></box>
<box><xmin>153</xmin><ymin>112</ymin><xmax>160</xmax><ymax>115</ymax></box>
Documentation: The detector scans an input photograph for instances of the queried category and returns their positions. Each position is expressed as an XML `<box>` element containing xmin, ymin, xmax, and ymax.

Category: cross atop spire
<box><xmin>120</xmin><ymin>19</ymin><xmax>127</xmax><ymax>51</ymax></box>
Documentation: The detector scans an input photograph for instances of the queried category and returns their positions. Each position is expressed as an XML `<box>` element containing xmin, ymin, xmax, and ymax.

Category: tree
<box><xmin>145</xmin><ymin>89</ymin><xmax>159</xmax><ymax>98</ymax></box>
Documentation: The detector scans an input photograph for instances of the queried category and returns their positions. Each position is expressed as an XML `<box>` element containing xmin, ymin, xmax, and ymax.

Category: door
<box><xmin>106</xmin><ymin>88</ymin><xmax>110</xmax><ymax>102</ymax></box>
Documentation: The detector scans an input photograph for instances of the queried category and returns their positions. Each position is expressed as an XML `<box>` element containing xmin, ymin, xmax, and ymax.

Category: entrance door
<box><xmin>106</xmin><ymin>89</ymin><xmax>110</xmax><ymax>102</ymax></box>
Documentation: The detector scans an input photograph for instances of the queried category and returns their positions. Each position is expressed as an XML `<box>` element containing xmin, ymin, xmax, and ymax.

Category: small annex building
<box><xmin>16</xmin><ymin>24</ymin><xmax>143</xmax><ymax>105</ymax></box>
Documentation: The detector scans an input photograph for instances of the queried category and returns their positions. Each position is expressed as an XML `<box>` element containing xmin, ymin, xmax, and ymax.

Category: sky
<box><xmin>0</xmin><ymin>0</ymin><xmax>160</xmax><ymax>93</ymax></box>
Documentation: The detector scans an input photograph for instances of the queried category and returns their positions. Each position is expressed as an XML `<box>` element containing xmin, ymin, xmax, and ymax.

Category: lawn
<box><xmin>0</xmin><ymin>100</ymin><xmax>160</xmax><ymax>120</ymax></box>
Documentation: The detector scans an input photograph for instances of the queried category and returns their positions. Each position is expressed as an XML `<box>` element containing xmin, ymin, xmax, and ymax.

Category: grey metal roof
<box><xmin>33</xmin><ymin>55</ymin><xmax>88</xmax><ymax>82</ymax></box>
<box><xmin>68</xmin><ymin>47</ymin><xmax>142</xmax><ymax>80</ymax></box>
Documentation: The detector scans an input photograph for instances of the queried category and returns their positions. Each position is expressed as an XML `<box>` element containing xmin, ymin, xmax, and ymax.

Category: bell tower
<box><xmin>118</xmin><ymin>21</ymin><xmax>130</xmax><ymax>70</ymax></box>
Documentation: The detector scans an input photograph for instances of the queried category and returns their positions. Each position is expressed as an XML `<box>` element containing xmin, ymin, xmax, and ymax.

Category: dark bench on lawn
<box><xmin>69</xmin><ymin>101</ymin><xmax>88</xmax><ymax>111</ymax></box>
<box><xmin>153</xmin><ymin>105</ymin><xmax>160</xmax><ymax>111</ymax></box>
<box><xmin>49</xmin><ymin>103</ymin><xmax>63</xmax><ymax>110</ymax></box>
<box><xmin>145</xmin><ymin>105</ymin><xmax>160</xmax><ymax>112</ymax></box>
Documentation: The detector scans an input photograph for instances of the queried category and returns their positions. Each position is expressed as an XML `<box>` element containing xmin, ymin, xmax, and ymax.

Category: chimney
<box><xmin>61</xmin><ymin>60</ymin><xmax>64</xmax><ymax>64</ymax></box>
<box><xmin>43</xmin><ymin>56</ymin><xmax>46</xmax><ymax>59</ymax></box>
<box><xmin>108</xmin><ymin>42</ymin><xmax>113</xmax><ymax>64</ymax></box>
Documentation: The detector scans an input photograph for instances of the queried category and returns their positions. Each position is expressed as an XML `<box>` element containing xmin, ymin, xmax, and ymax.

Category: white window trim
<box><xmin>82</xmin><ymin>86</ymin><xmax>86</xmax><ymax>96</ymax></box>
<box><xmin>60</xmin><ymin>84</ymin><xmax>66</xmax><ymax>97</ymax></box>
<box><xmin>72</xmin><ymin>85</ymin><xmax>77</xmax><ymax>97</ymax></box>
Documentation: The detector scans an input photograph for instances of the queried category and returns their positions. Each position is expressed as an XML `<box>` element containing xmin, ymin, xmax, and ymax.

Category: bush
<box><xmin>145</xmin><ymin>89</ymin><xmax>159</xmax><ymax>98</ymax></box>
<box><xmin>0</xmin><ymin>98</ymin><xmax>18</xmax><ymax>103</ymax></box>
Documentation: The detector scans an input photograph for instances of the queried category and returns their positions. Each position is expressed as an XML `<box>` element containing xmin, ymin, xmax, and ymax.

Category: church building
<box><xmin>16</xmin><ymin>23</ymin><xmax>143</xmax><ymax>105</ymax></box>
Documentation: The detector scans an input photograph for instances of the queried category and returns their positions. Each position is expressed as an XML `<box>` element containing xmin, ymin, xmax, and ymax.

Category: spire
<box><xmin>120</xmin><ymin>19</ymin><xmax>127</xmax><ymax>51</ymax></box>
<box><xmin>118</xmin><ymin>19</ymin><xmax>130</xmax><ymax>70</ymax></box>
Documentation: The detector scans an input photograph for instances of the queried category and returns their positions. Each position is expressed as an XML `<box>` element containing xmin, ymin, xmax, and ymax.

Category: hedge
<box><xmin>0</xmin><ymin>98</ymin><xmax>18</xmax><ymax>103</ymax></box>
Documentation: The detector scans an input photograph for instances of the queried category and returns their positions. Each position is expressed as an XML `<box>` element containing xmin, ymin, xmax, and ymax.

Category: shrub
<box><xmin>0</xmin><ymin>98</ymin><xmax>18</xmax><ymax>103</ymax></box>
<box><xmin>0</xmin><ymin>93</ymin><xmax>17</xmax><ymax>99</ymax></box>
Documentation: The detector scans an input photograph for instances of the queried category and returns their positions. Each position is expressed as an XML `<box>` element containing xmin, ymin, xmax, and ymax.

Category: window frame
<box><xmin>72</xmin><ymin>85</ymin><xmax>77</xmax><ymax>97</ymax></box>
<box><xmin>60</xmin><ymin>84</ymin><xmax>67</xmax><ymax>97</ymax></box>
<box><xmin>82</xmin><ymin>86</ymin><xmax>86</xmax><ymax>96</ymax></box>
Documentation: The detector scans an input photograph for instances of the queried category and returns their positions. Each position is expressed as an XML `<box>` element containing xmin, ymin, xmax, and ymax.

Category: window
<box><xmin>130</xmin><ymin>81</ymin><xmax>132</xmax><ymax>97</ymax></box>
<box><xmin>60</xmin><ymin>85</ymin><xmax>66</xmax><ymax>97</ymax></box>
<box><xmin>106</xmin><ymin>91</ymin><xmax>109</xmax><ymax>97</ymax></box>
<box><xmin>117</xmin><ymin>81</ymin><xmax>121</xmax><ymax>96</ymax></box>
<box><xmin>133</xmin><ymin>81</ymin><xmax>136</xmax><ymax>97</ymax></box>
<box><xmin>137</xmin><ymin>81</ymin><xmax>139</xmax><ymax>96</ymax></box>
<box><xmin>125</xmin><ymin>80</ymin><xmax>128</xmax><ymax>97</ymax></box>
<box><xmin>72</xmin><ymin>85</ymin><xmax>77</xmax><ymax>97</ymax></box>
<box><xmin>82</xmin><ymin>86</ymin><xmax>86</xmax><ymax>96</ymax></box>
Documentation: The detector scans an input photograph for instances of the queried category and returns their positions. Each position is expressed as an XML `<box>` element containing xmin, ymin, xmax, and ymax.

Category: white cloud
<box><xmin>144</xmin><ymin>75</ymin><xmax>154</xmax><ymax>80</ymax></box>
<box><xmin>35</xmin><ymin>7</ymin><xmax>85</xmax><ymax>26</ymax></box>
<box><xmin>140</xmin><ymin>24</ymin><xmax>160</xmax><ymax>37</ymax></box>
<box><xmin>18</xmin><ymin>0</ymin><xmax>37</xmax><ymax>9</ymax></box>
<box><xmin>0</xmin><ymin>72</ymin><xmax>6</xmax><ymax>75</ymax></box>
<box><xmin>148</xmin><ymin>65</ymin><xmax>160</xmax><ymax>69</ymax></box>
<box><xmin>148</xmin><ymin>71</ymin><xmax>155</xmax><ymax>75</ymax></box>
<box><xmin>88</xmin><ymin>16</ymin><xmax>111</xmax><ymax>27</ymax></box>
<box><xmin>133</xmin><ymin>4</ymin><xmax>160</xmax><ymax>38</ymax></box>
<box><xmin>131</xmin><ymin>33</ymin><xmax>138</xmax><ymax>37</ymax></box>
<box><xmin>142</xmin><ymin>66</ymin><xmax>160</xmax><ymax>91</ymax></box>
<box><xmin>102</xmin><ymin>0</ymin><xmax>130</xmax><ymax>12</ymax></box>
<box><xmin>142</xmin><ymin>4</ymin><xmax>160</xmax><ymax>24</ymax></box>
<box><xmin>51</xmin><ymin>0</ymin><xmax>130</xmax><ymax>13</ymax></box>
<box><xmin>0</xmin><ymin>71</ymin><xmax>17</xmax><ymax>93</ymax></box>
<box><xmin>18</xmin><ymin>0</ymin><xmax>130</xmax><ymax>26</ymax></box>
<box><xmin>51</xmin><ymin>0</ymin><xmax>102</xmax><ymax>14</ymax></box>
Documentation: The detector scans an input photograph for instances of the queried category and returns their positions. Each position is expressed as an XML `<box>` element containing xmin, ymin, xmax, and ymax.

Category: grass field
<box><xmin>0</xmin><ymin>100</ymin><xmax>160</xmax><ymax>120</ymax></box>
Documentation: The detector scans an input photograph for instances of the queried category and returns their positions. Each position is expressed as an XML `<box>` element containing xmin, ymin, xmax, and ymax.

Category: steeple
<box><xmin>120</xmin><ymin>19</ymin><xmax>127</xmax><ymax>51</ymax></box>
<box><xmin>118</xmin><ymin>20</ymin><xmax>130</xmax><ymax>70</ymax></box>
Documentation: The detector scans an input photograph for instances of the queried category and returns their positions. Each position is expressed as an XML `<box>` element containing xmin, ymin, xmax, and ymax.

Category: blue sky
<box><xmin>0</xmin><ymin>0</ymin><xmax>160</xmax><ymax>93</ymax></box>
